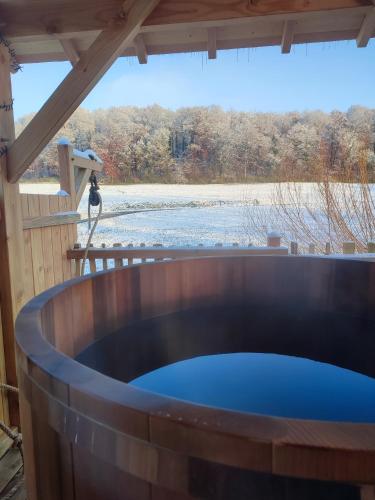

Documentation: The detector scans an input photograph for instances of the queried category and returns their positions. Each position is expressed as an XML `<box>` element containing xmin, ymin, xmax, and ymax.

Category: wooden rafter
<box><xmin>58</xmin><ymin>38</ymin><xmax>80</xmax><ymax>66</ymax></box>
<box><xmin>134</xmin><ymin>34</ymin><xmax>148</xmax><ymax>64</ymax></box>
<box><xmin>281</xmin><ymin>19</ymin><xmax>296</xmax><ymax>53</ymax></box>
<box><xmin>7</xmin><ymin>5</ymin><xmax>374</xmax><ymax>65</ymax></box>
<box><xmin>207</xmin><ymin>27</ymin><xmax>217</xmax><ymax>59</ymax></box>
<box><xmin>357</xmin><ymin>6</ymin><xmax>375</xmax><ymax>46</ymax></box>
<box><xmin>6</xmin><ymin>0</ymin><xmax>161</xmax><ymax>184</ymax></box>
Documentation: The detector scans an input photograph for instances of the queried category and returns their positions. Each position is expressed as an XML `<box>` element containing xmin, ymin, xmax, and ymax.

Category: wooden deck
<box><xmin>0</xmin><ymin>433</ymin><xmax>25</xmax><ymax>500</ymax></box>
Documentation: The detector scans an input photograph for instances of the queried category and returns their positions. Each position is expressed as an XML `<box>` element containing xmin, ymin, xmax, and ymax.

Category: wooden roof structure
<box><xmin>0</xmin><ymin>0</ymin><xmax>374</xmax><ymax>185</ymax></box>
<box><xmin>0</xmin><ymin>0</ymin><xmax>375</xmax><ymax>430</ymax></box>
<box><xmin>2</xmin><ymin>0</ymin><xmax>375</xmax><ymax>65</ymax></box>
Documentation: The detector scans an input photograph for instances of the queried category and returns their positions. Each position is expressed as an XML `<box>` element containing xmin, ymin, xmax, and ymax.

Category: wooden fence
<box><xmin>0</xmin><ymin>143</ymin><xmax>102</xmax><ymax>425</ymax></box>
<box><xmin>290</xmin><ymin>240</ymin><xmax>375</xmax><ymax>256</ymax></box>
<box><xmin>68</xmin><ymin>241</ymin><xmax>289</xmax><ymax>276</ymax></box>
<box><xmin>20</xmin><ymin>193</ymin><xmax>78</xmax><ymax>303</ymax></box>
<box><xmin>19</xmin><ymin>144</ymin><xmax>103</xmax><ymax>303</ymax></box>
<box><xmin>68</xmin><ymin>236</ymin><xmax>375</xmax><ymax>278</ymax></box>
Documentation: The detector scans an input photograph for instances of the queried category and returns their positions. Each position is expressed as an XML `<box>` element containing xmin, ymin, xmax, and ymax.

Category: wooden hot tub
<box><xmin>16</xmin><ymin>256</ymin><xmax>375</xmax><ymax>500</ymax></box>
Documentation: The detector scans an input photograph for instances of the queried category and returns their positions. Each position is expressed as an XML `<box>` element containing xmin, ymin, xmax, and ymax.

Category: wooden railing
<box><xmin>290</xmin><ymin>240</ymin><xmax>375</xmax><ymax>256</ymax></box>
<box><xmin>67</xmin><ymin>240</ymin><xmax>288</xmax><ymax>276</ymax></box>
<box><xmin>67</xmin><ymin>235</ymin><xmax>375</xmax><ymax>277</ymax></box>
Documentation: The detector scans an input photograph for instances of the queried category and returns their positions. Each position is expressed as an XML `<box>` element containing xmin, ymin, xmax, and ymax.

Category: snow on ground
<box><xmin>18</xmin><ymin>183</ymin><xmax>321</xmax><ymax>248</ymax></box>
<box><xmin>20</xmin><ymin>182</ymin><xmax>318</xmax><ymax>205</ymax></box>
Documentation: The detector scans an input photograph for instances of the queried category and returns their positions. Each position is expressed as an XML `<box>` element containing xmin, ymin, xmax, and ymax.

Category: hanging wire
<box><xmin>0</xmin><ymin>33</ymin><xmax>22</xmax><ymax>73</ymax></box>
<box><xmin>81</xmin><ymin>172</ymin><xmax>103</xmax><ymax>276</ymax></box>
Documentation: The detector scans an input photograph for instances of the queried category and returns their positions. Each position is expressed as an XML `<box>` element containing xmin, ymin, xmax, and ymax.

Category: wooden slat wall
<box><xmin>20</xmin><ymin>193</ymin><xmax>77</xmax><ymax>304</ymax></box>
<box><xmin>0</xmin><ymin>304</ymin><xmax>9</xmax><ymax>425</ymax></box>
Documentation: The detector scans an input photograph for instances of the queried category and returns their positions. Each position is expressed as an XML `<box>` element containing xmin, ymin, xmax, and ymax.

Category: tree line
<box><xmin>18</xmin><ymin>104</ymin><xmax>375</xmax><ymax>183</ymax></box>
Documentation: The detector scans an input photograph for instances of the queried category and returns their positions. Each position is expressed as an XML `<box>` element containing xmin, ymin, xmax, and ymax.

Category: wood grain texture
<box><xmin>2</xmin><ymin>0</ymin><xmax>371</xmax><ymax>37</ymax></box>
<box><xmin>15</xmin><ymin>256</ymin><xmax>375</xmax><ymax>499</ymax></box>
<box><xmin>0</xmin><ymin>46</ymin><xmax>26</xmax><ymax>425</ymax></box>
<box><xmin>23</xmin><ymin>212</ymin><xmax>80</xmax><ymax>230</ymax></box>
<box><xmin>146</xmin><ymin>0</ymin><xmax>371</xmax><ymax>26</ymax></box>
<box><xmin>357</xmin><ymin>6</ymin><xmax>375</xmax><ymax>45</ymax></box>
<box><xmin>18</xmin><ymin>192</ymin><xmax>78</xmax><ymax>303</ymax></box>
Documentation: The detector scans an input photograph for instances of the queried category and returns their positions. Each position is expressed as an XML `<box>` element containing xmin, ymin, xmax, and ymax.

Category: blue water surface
<box><xmin>130</xmin><ymin>353</ymin><xmax>375</xmax><ymax>423</ymax></box>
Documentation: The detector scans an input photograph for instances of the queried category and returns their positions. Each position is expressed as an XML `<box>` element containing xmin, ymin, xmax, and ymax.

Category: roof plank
<box><xmin>0</xmin><ymin>0</ymin><xmax>372</xmax><ymax>37</ymax></box>
<box><xmin>145</xmin><ymin>0</ymin><xmax>372</xmax><ymax>27</ymax></box>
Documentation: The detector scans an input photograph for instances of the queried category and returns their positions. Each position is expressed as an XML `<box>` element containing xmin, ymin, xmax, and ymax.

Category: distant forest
<box><xmin>18</xmin><ymin>105</ymin><xmax>375</xmax><ymax>183</ymax></box>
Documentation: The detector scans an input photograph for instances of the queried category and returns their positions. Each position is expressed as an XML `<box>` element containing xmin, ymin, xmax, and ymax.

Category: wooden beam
<box><xmin>133</xmin><ymin>34</ymin><xmax>148</xmax><ymax>63</ymax></box>
<box><xmin>75</xmin><ymin>169</ymin><xmax>92</xmax><ymax>206</ymax></box>
<box><xmin>0</xmin><ymin>0</ymin><xmax>124</xmax><ymax>38</ymax></box>
<box><xmin>145</xmin><ymin>0</ymin><xmax>372</xmax><ymax>27</ymax></box>
<box><xmin>23</xmin><ymin>212</ymin><xmax>80</xmax><ymax>230</ymax></box>
<box><xmin>6</xmin><ymin>0</ymin><xmax>161</xmax><ymax>184</ymax></box>
<box><xmin>356</xmin><ymin>6</ymin><xmax>375</xmax><ymax>46</ymax></box>
<box><xmin>281</xmin><ymin>19</ymin><xmax>297</xmax><ymax>53</ymax></box>
<box><xmin>58</xmin><ymin>143</ymin><xmax>75</xmax><ymax>196</ymax></box>
<box><xmin>207</xmin><ymin>27</ymin><xmax>217</xmax><ymax>59</ymax></box>
<box><xmin>2</xmin><ymin>0</ymin><xmax>372</xmax><ymax>37</ymax></box>
<box><xmin>58</xmin><ymin>38</ymin><xmax>80</xmax><ymax>66</ymax></box>
<box><xmin>0</xmin><ymin>46</ymin><xmax>26</xmax><ymax>425</ymax></box>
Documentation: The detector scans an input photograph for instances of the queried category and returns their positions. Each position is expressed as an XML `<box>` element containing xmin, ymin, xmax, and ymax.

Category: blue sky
<box><xmin>11</xmin><ymin>39</ymin><xmax>375</xmax><ymax>120</ymax></box>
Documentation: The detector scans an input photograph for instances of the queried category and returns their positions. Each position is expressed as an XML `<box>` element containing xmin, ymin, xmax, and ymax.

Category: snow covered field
<box><xmin>20</xmin><ymin>184</ymin><xmax>265</xmax><ymax>246</ymax></box>
<box><xmin>19</xmin><ymin>183</ymin><xmax>315</xmax><ymax>247</ymax></box>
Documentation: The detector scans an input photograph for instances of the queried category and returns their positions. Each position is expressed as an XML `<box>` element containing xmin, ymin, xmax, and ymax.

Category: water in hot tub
<box><xmin>130</xmin><ymin>353</ymin><xmax>375</xmax><ymax>423</ymax></box>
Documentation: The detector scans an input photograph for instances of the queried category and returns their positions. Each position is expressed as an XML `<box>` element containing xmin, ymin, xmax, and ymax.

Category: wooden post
<box><xmin>267</xmin><ymin>232</ymin><xmax>281</xmax><ymax>248</ymax></box>
<box><xmin>58</xmin><ymin>142</ymin><xmax>75</xmax><ymax>198</ymax></box>
<box><xmin>290</xmin><ymin>241</ymin><xmax>298</xmax><ymax>255</ymax></box>
<box><xmin>343</xmin><ymin>242</ymin><xmax>355</xmax><ymax>254</ymax></box>
<box><xmin>368</xmin><ymin>242</ymin><xmax>375</xmax><ymax>253</ymax></box>
<box><xmin>101</xmin><ymin>243</ymin><xmax>108</xmax><ymax>270</ymax></box>
<box><xmin>308</xmin><ymin>243</ymin><xmax>315</xmax><ymax>254</ymax></box>
<box><xmin>0</xmin><ymin>46</ymin><xmax>26</xmax><ymax>425</ymax></box>
<box><xmin>140</xmin><ymin>243</ymin><xmax>146</xmax><ymax>263</ymax></box>
<box><xmin>73</xmin><ymin>243</ymin><xmax>82</xmax><ymax>276</ymax></box>
<box><xmin>113</xmin><ymin>243</ymin><xmax>123</xmax><ymax>268</ymax></box>
<box><xmin>325</xmin><ymin>242</ymin><xmax>331</xmax><ymax>255</ymax></box>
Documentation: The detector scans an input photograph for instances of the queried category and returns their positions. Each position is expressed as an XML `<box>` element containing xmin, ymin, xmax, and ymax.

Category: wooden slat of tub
<box><xmin>39</xmin><ymin>196</ymin><xmax>55</xmax><ymax>290</ymax></box>
<box><xmin>114</xmin><ymin>266</ymin><xmax>142</xmax><ymax>329</ymax></box>
<box><xmin>24</xmin><ymin>351</ymin><xmax>75</xmax><ymax>500</ymax></box>
<box><xmin>49</xmin><ymin>196</ymin><xmax>64</xmax><ymax>286</ymax></box>
<box><xmin>52</xmin><ymin>289</ymin><xmax>75</xmax><ymax>357</ymax></box>
<box><xmin>71</xmin><ymin>278</ymin><xmax>95</xmax><ymax>356</ymax></box>
<box><xmin>151</xmin><ymin>485</ymin><xmax>193</xmax><ymax>500</ymax></box>
<box><xmin>273</xmin><ymin>419</ymin><xmax>375</xmax><ymax>484</ymax></box>
<box><xmin>32</xmin><ymin>409</ymin><xmax>66</xmax><ymax>499</ymax></box>
<box><xmin>92</xmin><ymin>272</ymin><xmax>119</xmax><ymax>340</ymax></box>
<box><xmin>149</xmin><ymin>410</ymin><xmax>274</xmax><ymax>474</ymax></box>
<box><xmin>73</xmin><ymin>446</ymin><xmax>151</xmax><ymax>500</ymax></box>
<box><xmin>18</xmin><ymin>388</ymin><xmax>37</xmax><ymax>500</ymax></box>
<box><xmin>27</xmin><ymin>195</ymin><xmax>45</xmax><ymax>295</ymax></box>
